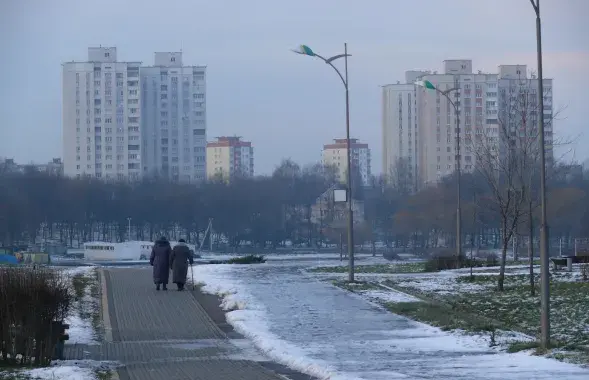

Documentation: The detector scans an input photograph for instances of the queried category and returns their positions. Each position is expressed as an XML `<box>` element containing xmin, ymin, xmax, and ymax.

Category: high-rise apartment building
<box><xmin>63</xmin><ymin>47</ymin><xmax>142</xmax><ymax>181</ymax></box>
<box><xmin>382</xmin><ymin>60</ymin><xmax>553</xmax><ymax>188</ymax></box>
<box><xmin>322</xmin><ymin>138</ymin><xmax>371</xmax><ymax>186</ymax></box>
<box><xmin>206</xmin><ymin>137</ymin><xmax>254</xmax><ymax>180</ymax></box>
<box><xmin>140</xmin><ymin>52</ymin><xmax>207</xmax><ymax>182</ymax></box>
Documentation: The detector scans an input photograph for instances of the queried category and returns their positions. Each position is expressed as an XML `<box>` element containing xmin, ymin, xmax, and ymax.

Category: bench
<box><xmin>551</xmin><ymin>255</ymin><xmax>589</xmax><ymax>271</ymax></box>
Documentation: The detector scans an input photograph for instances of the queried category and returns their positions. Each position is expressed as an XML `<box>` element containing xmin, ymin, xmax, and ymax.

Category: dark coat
<box><xmin>170</xmin><ymin>242</ymin><xmax>194</xmax><ymax>284</ymax></box>
<box><xmin>150</xmin><ymin>239</ymin><xmax>171</xmax><ymax>284</ymax></box>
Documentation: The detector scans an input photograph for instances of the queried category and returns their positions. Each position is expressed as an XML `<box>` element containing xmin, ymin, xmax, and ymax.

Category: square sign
<box><xmin>333</xmin><ymin>189</ymin><xmax>347</xmax><ymax>203</ymax></box>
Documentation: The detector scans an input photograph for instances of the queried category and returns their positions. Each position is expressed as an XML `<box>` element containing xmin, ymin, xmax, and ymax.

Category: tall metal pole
<box><xmin>454</xmin><ymin>76</ymin><xmax>462</xmax><ymax>260</ymax></box>
<box><xmin>344</xmin><ymin>42</ymin><xmax>355</xmax><ymax>282</ymax></box>
<box><xmin>127</xmin><ymin>217</ymin><xmax>131</xmax><ymax>241</ymax></box>
<box><xmin>532</xmin><ymin>0</ymin><xmax>550</xmax><ymax>349</ymax></box>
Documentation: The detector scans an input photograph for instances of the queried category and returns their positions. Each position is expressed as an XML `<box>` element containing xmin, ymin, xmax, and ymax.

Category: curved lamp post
<box><xmin>292</xmin><ymin>44</ymin><xmax>355</xmax><ymax>282</ymax></box>
<box><xmin>415</xmin><ymin>79</ymin><xmax>462</xmax><ymax>259</ymax></box>
<box><xmin>530</xmin><ymin>0</ymin><xmax>550</xmax><ymax>350</ymax></box>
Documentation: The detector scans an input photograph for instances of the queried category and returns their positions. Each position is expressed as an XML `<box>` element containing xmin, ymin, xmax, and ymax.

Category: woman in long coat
<box><xmin>170</xmin><ymin>239</ymin><xmax>194</xmax><ymax>291</ymax></box>
<box><xmin>150</xmin><ymin>237</ymin><xmax>171</xmax><ymax>290</ymax></box>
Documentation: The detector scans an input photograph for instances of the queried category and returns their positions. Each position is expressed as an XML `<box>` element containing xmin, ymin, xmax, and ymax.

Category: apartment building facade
<box><xmin>140</xmin><ymin>52</ymin><xmax>207</xmax><ymax>183</ymax></box>
<box><xmin>322</xmin><ymin>138</ymin><xmax>371</xmax><ymax>186</ymax></box>
<box><xmin>206</xmin><ymin>136</ymin><xmax>254</xmax><ymax>180</ymax></box>
<box><xmin>382</xmin><ymin>60</ymin><xmax>553</xmax><ymax>188</ymax></box>
<box><xmin>62</xmin><ymin>47</ymin><xmax>142</xmax><ymax>181</ymax></box>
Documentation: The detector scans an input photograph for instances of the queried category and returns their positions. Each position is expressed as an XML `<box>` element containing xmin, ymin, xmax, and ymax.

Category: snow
<box><xmin>19</xmin><ymin>360</ymin><xmax>118</xmax><ymax>380</ymax></box>
<box><xmin>194</xmin><ymin>264</ymin><xmax>341</xmax><ymax>380</ymax></box>
<box><xmin>62</xmin><ymin>266</ymin><xmax>99</xmax><ymax>345</ymax></box>
<box><xmin>360</xmin><ymin>287</ymin><xmax>420</xmax><ymax>303</ymax></box>
<box><xmin>193</xmin><ymin>261</ymin><xmax>589</xmax><ymax>379</ymax></box>
<box><xmin>23</xmin><ymin>366</ymin><xmax>96</xmax><ymax>380</ymax></box>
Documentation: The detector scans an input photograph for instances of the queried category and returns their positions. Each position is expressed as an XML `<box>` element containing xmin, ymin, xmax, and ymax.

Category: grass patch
<box><xmin>383</xmin><ymin>301</ymin><xmax>499</xmax><ymax>333</ymax></box>
<box><xmin>507</xmin><ymin>340</ymin><xmax>540</xmax><ymax>353</ymax></box>
<box><xmin>310</xmin><ymin>262</ymin><xmax>426</xmax><ymax>274</ymax></box>
<box><xmin>71</xmin><ymin>273</ymin><xmax>92</xmax><ymax>302</ymax></box>
<box><xmin>96</xmin><ymin>370</ymin><xmax>115</xmax><ymax>380</ymax></box>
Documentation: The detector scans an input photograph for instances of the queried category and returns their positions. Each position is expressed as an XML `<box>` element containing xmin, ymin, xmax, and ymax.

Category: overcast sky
<box><xmin>1</xmin><ymin>0</ymin><xmax>588</xmax><ymax>174</ymax></box>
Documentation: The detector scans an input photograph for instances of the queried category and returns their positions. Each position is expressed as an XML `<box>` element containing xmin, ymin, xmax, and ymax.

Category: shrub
<box><xmin>226</xmin><ymin>255</ymin><xmax>266</xmax><ymax>264</ymax></box>
<box><xmin>0</xmin><ymin>267</ymin><xmax>72</xmax><ymax>366</ymax></box>
<box><xmin>424</xmin><ymin>250</ymin><xmax>463</xmax><ymax>272</ymax></box>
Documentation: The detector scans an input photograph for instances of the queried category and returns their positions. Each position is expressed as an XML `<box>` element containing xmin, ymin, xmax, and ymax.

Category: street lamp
<box><xmin>530</xmin><ymin>0</ymin><xmax>550</xmax><ymax>349</ymax></box>
<box><xmin>415</xmin><ymin>78</ymin><xmax>462</xmax><ymax>259</ymax></box>
<box><xmin>292</xmin><ymin>44</ymin><xmax>355</xmax><ymax>282</ymax></box>
<box><xmin>127</xmin><ymin>217</ymin><xmax>132</xmax><ymax>241</ymax></box>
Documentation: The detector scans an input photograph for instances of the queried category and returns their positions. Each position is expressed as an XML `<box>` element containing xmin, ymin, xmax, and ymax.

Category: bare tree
<box><xmin>388</xmin><ymin>157</ymin><xmax>413</xmax><ymax>196</ymax></box>
<box><xmin>472</xmin><ymin>71</ymin><xmax>554</xmax><ymax>291</ymax></box>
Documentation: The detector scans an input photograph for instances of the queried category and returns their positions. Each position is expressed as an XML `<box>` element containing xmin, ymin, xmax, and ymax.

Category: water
<box><xmin>195</xmin><ymin>255</ymin><xmax>589</xmax><ymax>379</ymax></box>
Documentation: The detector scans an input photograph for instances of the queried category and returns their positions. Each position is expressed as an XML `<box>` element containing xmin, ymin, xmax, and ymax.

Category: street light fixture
<box><xmin>530</xmin><ymin>0</ymin><xmax>550</xmax><ymax>350</ymax></box>
<box><xmin>292</xmin><ymin>44</ymin><xmax>356</xmax><ymax>282</ymax></box>
<box><xmin>415</xmin><ymin>79</ymin><xmax>462</xmax><ymax>259</ymax></box>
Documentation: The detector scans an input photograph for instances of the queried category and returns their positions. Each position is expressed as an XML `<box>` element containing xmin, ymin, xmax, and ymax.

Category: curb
<box><xmin>99</xmin><ymin>268</ymin><xmax>113</xmax><ymax>342</ymax></box>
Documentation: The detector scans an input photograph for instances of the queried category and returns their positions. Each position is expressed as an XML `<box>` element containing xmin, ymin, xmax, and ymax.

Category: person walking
<box><xmin>170</xmin><ymin>239</ymin><xmax>194</xmax><ymax>291</ymax></box>
<box><xmin>150</xmin><ymin>236</ymin><xmax>171</xmax><ymax>291</ymax></box>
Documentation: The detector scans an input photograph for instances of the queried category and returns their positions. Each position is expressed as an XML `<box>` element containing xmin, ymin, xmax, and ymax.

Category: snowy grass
<box><xmin>326</xmin><ymin>263</ymin><xmax>589</xmax><ymax>366</ymax></box>
<box><xmin>378</xmin><ymin>265</ymin><xmax>589</xmax><ymax>365</ymax></box>
<box><xmin>0</xmin><ymin>360</ymin><xmax>118</xmax><ymax>380</ymax></box>
<box><xmin>62</xmin><ymin>267</ymin><xmax>101</xmax><ymax>345</ymax></box>
<box><xmin>309</xmin><ymin>262</ymin><xmax>426</xmax><ymax>274</ymax></box>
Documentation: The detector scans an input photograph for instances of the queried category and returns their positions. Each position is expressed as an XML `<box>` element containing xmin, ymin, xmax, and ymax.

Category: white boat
<box><xmin>84</xmin><ymin>240</ymin><xmax>197</xmax><ymax>261</ymax></box>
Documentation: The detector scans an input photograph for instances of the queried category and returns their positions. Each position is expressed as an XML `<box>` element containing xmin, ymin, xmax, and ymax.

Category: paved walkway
<box><xmin>65</xmin><ymin>267</ymin><xmax>298</xmax><ymax>380</ymax></box>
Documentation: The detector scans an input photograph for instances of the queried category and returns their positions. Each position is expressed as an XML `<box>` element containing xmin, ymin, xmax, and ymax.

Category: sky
<box><xmin>1</xmin><ymin>0</ymin><xmax>588</xmax><ymax>175</ymax></box>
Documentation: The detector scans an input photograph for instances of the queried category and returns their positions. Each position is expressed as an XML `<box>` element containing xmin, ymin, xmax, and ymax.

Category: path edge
<box><xmin>99</xmin><ymin>268</ymin><xmax>114</xmax><ymax>342</ymax></box>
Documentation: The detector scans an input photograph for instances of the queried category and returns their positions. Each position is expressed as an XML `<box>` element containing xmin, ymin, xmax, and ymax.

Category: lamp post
<box><xmin>415</xmin><ymin>79</ymin><xmax>462</xmax><ymax>259</ymax></box>
<box><xmin>293</xmin><ymin>44</ymin><xmax>355</xmax><ymax>282</ymax></box>
<box><xmin>530</xmin><ymin>0</ymin><xmax>550</xmax><ymax>349</ymax></box>
<box><xmin>127</xmin><ymin>217</ymin><xmax>132</xmax><ymax>241</ymax></box>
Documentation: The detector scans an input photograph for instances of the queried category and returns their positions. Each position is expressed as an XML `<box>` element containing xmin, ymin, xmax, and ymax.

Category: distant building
<box><xmin>62</xmin><ymin>47</ymin><xmax>142</xmax><ymax>181</ymax></box>
<box><xmin>35</xmin><ymin>158</ymin><xmax>64</xmax><ymax>176</ymax></box>
<box><xmin>206</xmin><ymin>136</ymin><xmax>254</xmax><ymax>181</ymax></box>
<box><xmin>310</xmin><ymin>184</ymin><xmax>365</xmax><ymax>227</ymax></box>
<box><xmin>0</xmin><ymin>158</ymin><xmax>63</xmax><ymax>176</ymax></box>
<box><xmin>140</xmin><ymin>52</ymin><xmax>207</xmax><ymax>183</ymax></box>
<box><xmin>322</xmin><ymin>138</ymin><xmax>371</xmax><ymax>186</ymax></box>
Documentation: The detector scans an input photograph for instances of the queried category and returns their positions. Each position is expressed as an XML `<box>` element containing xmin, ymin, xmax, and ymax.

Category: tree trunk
<box><xmin>498</xmin><ymin>219</ymin><xmax>508</xmax><ymax>291</ymax></box>
<box><xmin>529</xmin><ymin>199</ymin><xmax>535</xmax><ymax>296</ymax></box>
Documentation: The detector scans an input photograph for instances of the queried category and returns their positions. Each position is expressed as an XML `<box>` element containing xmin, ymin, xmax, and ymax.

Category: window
<box><xmin>105</xmin><ymin>52</ymin><xmax>110</xmax><ymax>57</ymax></box>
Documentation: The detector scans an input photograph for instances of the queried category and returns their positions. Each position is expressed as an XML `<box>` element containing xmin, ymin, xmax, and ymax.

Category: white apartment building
<box><xmin>322</xmin><ymin>138</ymin><xmax>371</xmax><ymax>186</ymax></box>
<box><xmin>206</xmin><ymin>137</ymin><xmax>254</xmax><ymax>181</ymax></box>
<box><xmin>140</xmin><ymin>52</ymin><xmax>207</xmax><ymax>182</ymax></box>
<box><xmin>63</xmin><ymin>47</ymin><xmax>142</xmax><ymax>181</ymax></box>
<box><xmin>382</xmin><ymin>60</ymin><xmax>553</xmax><ymax>188</ymax></box>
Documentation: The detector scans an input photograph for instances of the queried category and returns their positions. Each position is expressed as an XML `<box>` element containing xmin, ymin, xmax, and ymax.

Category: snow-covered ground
<box><xmin>192</xmin><ymin>258</ymin><xmax>589</xmax><ymax>380</ymax></box>
<box><xmin>17</xmin><ymin>360</ymin><xmax>117</xmax><ymax>380</ymax></box>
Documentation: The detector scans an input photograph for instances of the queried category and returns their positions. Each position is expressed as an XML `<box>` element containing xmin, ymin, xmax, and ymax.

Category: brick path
<box><xmin>65</xmin><ymin>267</ymin><xmax>298</xmax><ymax>380</ymax></box>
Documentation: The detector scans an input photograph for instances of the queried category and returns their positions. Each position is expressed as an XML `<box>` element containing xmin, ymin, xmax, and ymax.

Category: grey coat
<box><xmin>150</xmin><ymin>239</ymin><xmax>171</xmax><ymax>284</ymax></box>
<box><xmin>170</xmin><ymin>242</ymin><xmax>194</xmax><ymax>284</ymax></box>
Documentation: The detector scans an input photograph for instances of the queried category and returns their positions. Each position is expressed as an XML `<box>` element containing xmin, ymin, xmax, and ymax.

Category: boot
<box><xmin>162</xmin><ymin>284</ymin><xmax>167</xmax><ymax>291</ymax></box>
<box><xmin>156</xmin><ymin>284</ymin><xmax>160</xmax><ymax>291</ymax></box>
<box><xmin>178</xmin><ymin>283</ymin><xmax>184</xmax><ymax>291</ymax></box>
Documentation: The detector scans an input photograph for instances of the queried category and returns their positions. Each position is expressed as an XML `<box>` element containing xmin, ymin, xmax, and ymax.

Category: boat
<box><xmin>84</xmin><ymin>240</ymin><xmax>197</xmax><ymax>261</ymax></box>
